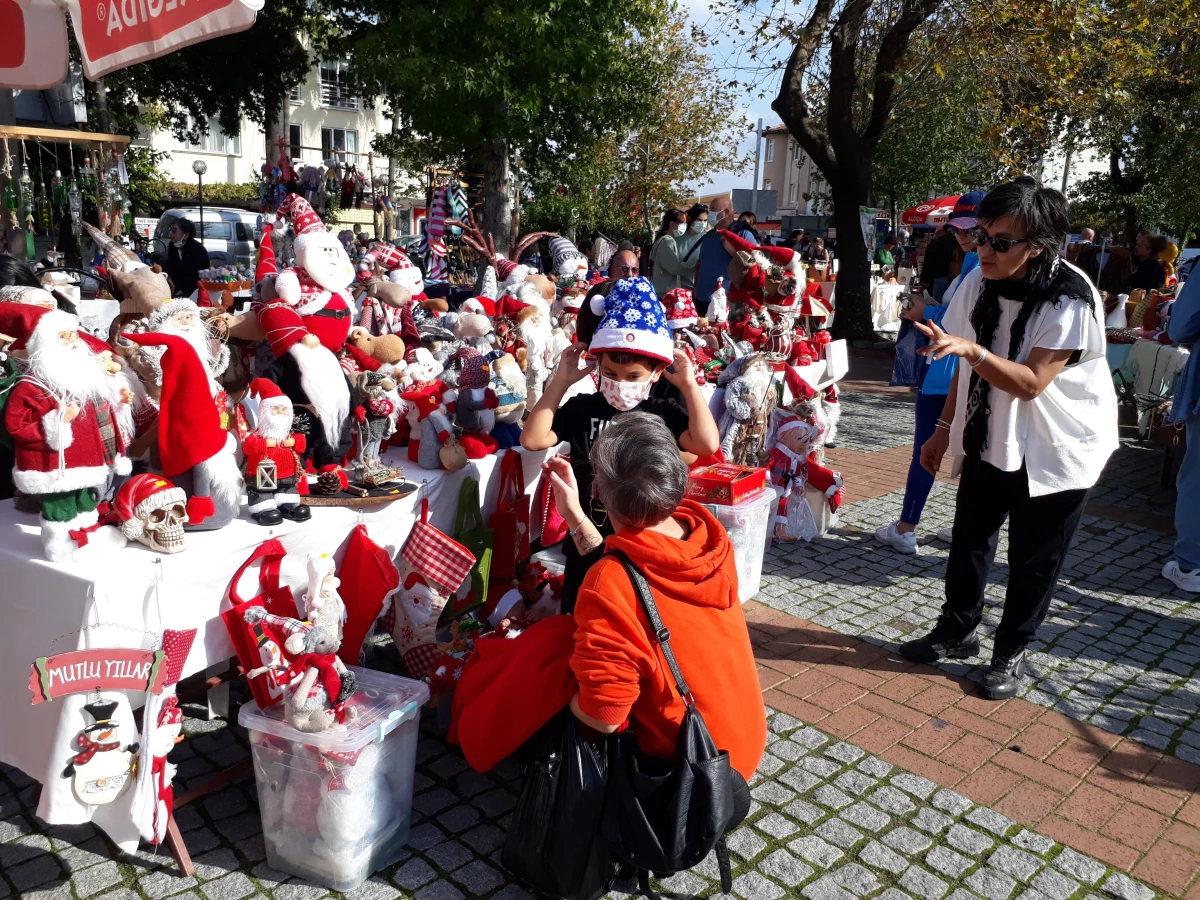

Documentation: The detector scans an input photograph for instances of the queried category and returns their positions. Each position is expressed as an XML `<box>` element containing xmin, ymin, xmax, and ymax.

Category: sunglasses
<box><xmin>614</xmin><ymin>265</ymin><xmax>640</xmax><ymax>275</ymax></box>
<box><xmin>966</xmin><ymin>228</ymin><xmax>1029</xmax><ymax>254</ymax></box>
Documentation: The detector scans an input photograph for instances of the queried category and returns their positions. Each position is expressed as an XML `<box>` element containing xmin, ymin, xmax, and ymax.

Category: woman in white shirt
<box><xmin>899</xmin><ymin>178</ymin><xmax>1118</xmax><ymax>700</ymax></box>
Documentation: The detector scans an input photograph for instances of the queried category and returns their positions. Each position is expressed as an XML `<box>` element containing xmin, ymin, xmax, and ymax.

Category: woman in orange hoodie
<box><xmin>450</xmin><ymin>413</ymin><xmax>766</xmax><ymax>786</ymax></box>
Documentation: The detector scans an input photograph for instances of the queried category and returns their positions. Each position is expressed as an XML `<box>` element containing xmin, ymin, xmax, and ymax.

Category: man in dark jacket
<box><xmin>164</xmin><ymin>218</ymin><xmax>210</xmax><ymax>297</ymax></box>
<box><xmin>921</xmin><ymin>226</ymin><xmax>956</xmax><ymax>302</ymax></box>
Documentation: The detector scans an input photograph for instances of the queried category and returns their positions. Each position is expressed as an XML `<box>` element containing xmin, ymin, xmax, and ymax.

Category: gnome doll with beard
<box><xmin>120</xmin><ymin>332</ymin><xmax>242</xmax><ymax>530</ymax></box>
<box><xmin>3</xmin><ymin>307</ymin><xmax>132</xmax><ymax>561</ymax></box>
<box><xmin>255</xmin><ymin>193</ymin><xmax>355</xmax><ymax>478</ymax></box>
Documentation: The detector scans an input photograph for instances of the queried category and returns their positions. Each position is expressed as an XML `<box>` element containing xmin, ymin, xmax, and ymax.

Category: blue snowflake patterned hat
<box><xmin>588</xmin><ymin>276</ymin><xmax>674</xmax><ymax>364</ymax></box>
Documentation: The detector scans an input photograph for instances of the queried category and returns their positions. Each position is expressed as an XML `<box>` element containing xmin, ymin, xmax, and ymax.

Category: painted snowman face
<box><xmin>388</xmin><ymin>262</ymin><xmax>424</xmax><ymax>296</ymax></box>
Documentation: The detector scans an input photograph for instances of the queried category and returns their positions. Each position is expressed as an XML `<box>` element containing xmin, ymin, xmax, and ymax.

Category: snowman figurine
<box><xmin>62</xmin><ymin>698</ymin><xmax>139</xmax><ymax>805</ymax></box>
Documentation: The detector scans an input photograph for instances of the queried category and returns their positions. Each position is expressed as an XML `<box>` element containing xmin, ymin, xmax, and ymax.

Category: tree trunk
<box><xmin>481</xmin><ymin>137</ymin><xmax>512</xmax><ymax>256</ymax></box>
<box><xmin>264</xmin><ymin>90</ymin><xmax>289</xmax><ymax>170</ymax></box>
<box><xmin>92</xmin><ymin>78</ymin><xmax>111</xmax><ymax>132</ymax></box>
<box><xmin>829</xmin><ymin>178</ymin><xmax>873</xmax><ymax>342</ymax></box>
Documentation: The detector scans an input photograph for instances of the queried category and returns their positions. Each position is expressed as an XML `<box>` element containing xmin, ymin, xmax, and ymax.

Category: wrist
<box><xmin>563</xmin><ymin>504</ymin><xmax>587</xmax><ymax>530</ymax></box>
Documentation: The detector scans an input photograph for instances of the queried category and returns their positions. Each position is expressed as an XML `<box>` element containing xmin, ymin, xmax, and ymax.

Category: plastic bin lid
<box><xmin>238</xmin><ymin>665</ymin><xmax>429</xmax><ymax>752</ymax></box>
<box><xmin>703</xmin><ymin>486</ymin><xmax>776</xmax><ymax>515</ymax></box>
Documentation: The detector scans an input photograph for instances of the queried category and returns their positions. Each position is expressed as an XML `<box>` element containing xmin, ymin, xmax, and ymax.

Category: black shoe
<box><xmin>251</xmin><ymin>508</ymin><xmax>283</xmax><ymax>526</ymax></box>
<box><xmin>981</xmin><ymin>649</ymin><xmax>1026</xmax><ymax>700</ymax></box>
<box><xmin>278</xmin><ymin>502</ymin><xmax>311</xmax><ymax>522</ymax></box>
<box><xmin>898</xmin><ymin>627</ymin><xmax>980</xmax><ymax>664</ymax></box>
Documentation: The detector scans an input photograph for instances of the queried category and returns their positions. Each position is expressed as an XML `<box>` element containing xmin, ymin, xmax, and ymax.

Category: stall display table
<box><xmin>0</xmin><ymin>445</ymin><xmax>554</xmax><ymax>851</ymax></box>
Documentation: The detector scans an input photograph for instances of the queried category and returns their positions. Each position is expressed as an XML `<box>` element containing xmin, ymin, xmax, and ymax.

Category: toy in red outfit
<box><xmin>766</xmin><ymin>377</ymin><xmax>826</xmax><ymax>543</ymax></box>
<box><xmin>450</xmin><ymin>347</ymin><xmax>499</xmax><ymax>458</ymax></box>
<box><xmin>254</xmin><ymin>193</ymin><xmax>354</xmax><ymax>469</ymax></box>
<box><xmin>3</xmin><ymin>307</ymin><xmax>131</xmax><ymax>561</ymax></box>
<box><xmin>401</xmin><ymin>348</ymin><xmax>456</xmax><ymax>470</ymax></box>
<box><xmin>242</xmin><ymin>379</ymin><xmax>311</xmax><ymax>527</ymax></box>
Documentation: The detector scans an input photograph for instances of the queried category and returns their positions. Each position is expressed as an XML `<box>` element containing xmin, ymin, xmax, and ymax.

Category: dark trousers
<box><xmin>942</xmin><ymin>457</ymin><xmax>1089</xmax><ymax>657</ymax></box>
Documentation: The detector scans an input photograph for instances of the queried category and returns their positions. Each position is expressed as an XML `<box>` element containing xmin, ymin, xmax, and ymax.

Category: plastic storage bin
<box><xmin>703</xmin><ymin>488</ymin><xmax>774</xmax><ymax>603</ymax></box>
<box><xmin>239</xmin><ymin>666</ymin><xmax>429</xmax><ymax>891</ymax></box>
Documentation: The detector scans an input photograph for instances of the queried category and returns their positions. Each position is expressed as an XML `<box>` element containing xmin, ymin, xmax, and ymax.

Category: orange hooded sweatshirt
<box><xmin>571</xmin><ymin>500</ymin><xmax>767</xmax><ymax>779</ymax></box>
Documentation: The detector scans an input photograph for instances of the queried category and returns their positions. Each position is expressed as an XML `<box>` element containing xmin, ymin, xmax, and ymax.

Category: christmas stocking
<box><xmin>337</xmin><ymin>525</ymin><xmax>399</xmax><ymax>666</ymax></box>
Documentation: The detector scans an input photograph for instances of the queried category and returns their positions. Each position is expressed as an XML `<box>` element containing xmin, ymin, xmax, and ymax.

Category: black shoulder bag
<box><xmin>603</xmin><ymin>550</ymin><xmax>747</xmax><ymax>898</ymax></box>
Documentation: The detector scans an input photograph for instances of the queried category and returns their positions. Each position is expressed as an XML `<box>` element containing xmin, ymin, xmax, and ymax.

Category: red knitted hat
<box><xmin>255</xmin><ymin>225</ymin><xmax>278</xmax><ymax>283</ymax></box>
<box><xmin>280</xmin><ymin>193</ymin><xmax>322</xmax><ymax>237</ymax></box>
<box><xmin>496</xmin><ymin>259</ymin><xmax>518</xmax><ymax>281</ymax></box>
<box><xmin>115</xmin><ymin>473</ymin><xmax>186</xmax><ymax>540</ymax></box>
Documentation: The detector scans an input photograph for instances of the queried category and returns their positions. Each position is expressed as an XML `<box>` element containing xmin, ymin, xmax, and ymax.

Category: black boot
<box><xmin>278</xmin><ymin>502</ymin><xmax>311</xmax><ymax>522</ymax></box>
<box><xmin>898</xmin><ymin>624</ymin><xmax>980</xmax><ymax>664</ymax></box>
<box><xmin>981</xmin><ymin>648</ymin><xmax>1027</xmax><ymax>700</ymax></box>
<box><xmin>251</xmin><ymin>508</ymin><xmax>284</xmax><ymax>526</ymax></box>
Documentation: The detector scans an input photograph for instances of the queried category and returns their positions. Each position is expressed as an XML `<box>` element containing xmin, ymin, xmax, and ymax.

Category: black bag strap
<box><xmin>608</xmin><ymin>549</ymin><xmax>694</xmax><ymax>708</ymax></box>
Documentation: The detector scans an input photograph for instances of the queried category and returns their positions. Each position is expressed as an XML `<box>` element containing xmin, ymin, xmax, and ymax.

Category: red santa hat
<box><xmin>157</xmin><ymin>695</ymin><xmax>183</xmax><ymax>727</ymax></box>
<box><xmin>663</xmin><ymin>288</ymin><xmax>698</xmax><ymax>330</ymax></box>
<box><xmin>280</xmin><ymin>193</ymin><xmax>328</xmax><ymax>253</ymax></box>
<box><xmin>115</xmin><ymin>473</ymin><xmax>187</xmax><ymax>541</ymax></box>
<box><xmin>496</xmin><ymin>293</ymin><xmax>529</xmax><ymax>319</ymax></box>
<box><xmin>496</xmin><ymin>259</ymin><xmax>518</xmax><ymax>281</ymax></box>
<box><xmin>0</xmin><ymin>306</ymin><xmax>104</xmax><ymax>355</ymax></box>
<box><xmin>760</xmin><ymin>244</ymin><xmax>800</xmax><ymax>271</ymax></box>
<box><xmin>255</xmin><ymin>225</ymin><xmax>278</xmax><ymax>283</ymax></box>
<box><xmin>784</xmin><ymin>366</ymin><xmax>817</xmax><ymax>402</ymax></box>
<box><xmin>119</xmin><ymin>332</ymin><xmax>228</xmax><ymax>522</ymax></box>
<box><xmin>249</xmin><ymin>377</ymin><xmax>292</xmax><ymax>417</ymax></box>
<box><xmin>462</xmin><ymin>296</ymin><xmax>496</xmax><ymax>318</ymax></box>
<box><xmin>719</xmin><ymin>229</ymin><xmax>758</xmax><ymax>256</ymax></box>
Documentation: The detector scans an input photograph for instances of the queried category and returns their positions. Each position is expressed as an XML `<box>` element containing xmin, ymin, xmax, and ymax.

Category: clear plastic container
<box><xmin>239</xmin><ymin>666</ymin><xmax>430</xmax><ymax>891</ymax></box>
<box><xmin>703</xmin><ymin>488</ymin><xmax>774</xmax><ymax>603</ymax></box>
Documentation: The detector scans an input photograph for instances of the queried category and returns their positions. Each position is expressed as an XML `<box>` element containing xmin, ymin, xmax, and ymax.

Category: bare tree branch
<box><xmin>863</xmin><ymin>0</ymin><xmax>946</xmax><ymax>150</ymax></box>
<box><xmin>771</xmin><ymin>0</ymin><xmax>837</xmax><ymax>172</ymax></box>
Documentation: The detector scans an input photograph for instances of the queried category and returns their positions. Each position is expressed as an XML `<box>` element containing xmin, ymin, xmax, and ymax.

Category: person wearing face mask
<box><xmin>164</xmin><ymin>218</ymin><xmax>210</xmax><ymax>298</ymax></box>
<box><xmin>675</xmin><ymin>204</ymin><xmax>710</xmax><ymax>291</ymax></box>
<box><xmin>900</xmin><ymin>178</ymin><xmax>1118</xmax><ymax>700</ymax></box>
<box><xmin>650</xmin><ymin>209</ymin><xmax>694</xmax><ymax>298</ymax></box>
<box><xmin>521</xmin><ymin>275</ymin><xmax>720</xmax><ymax>612</ymax></box>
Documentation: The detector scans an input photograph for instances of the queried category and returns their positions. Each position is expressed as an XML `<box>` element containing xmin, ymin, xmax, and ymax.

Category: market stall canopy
<box><xmin>900</xmin><ymin>195</ymin><xmax>962</xmax><ymax>227</ymax></box>
<box><xmin>0</xmin><ymin>0</ymin><xmax>262</xmax><ymax>89</ymax></box>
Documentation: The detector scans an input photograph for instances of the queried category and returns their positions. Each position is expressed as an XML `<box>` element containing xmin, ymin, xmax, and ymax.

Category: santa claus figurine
<box><xmin>242</xmin><ymin>379</ymin><xmax>311</xmax><ymax>526</ymax></box>
<box><xmin>254</xmin><ymin>193</ymin><xmax>354</xmax><ymax>470</ymax></box>
<box><xmin>4</xmin><ymin>308</ymin><xmax>131</xmax><ymax>561</ymax></box>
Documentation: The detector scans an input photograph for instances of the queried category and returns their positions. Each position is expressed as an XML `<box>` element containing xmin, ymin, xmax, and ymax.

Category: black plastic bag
<box><xmin>501</xmin><ymin>711</ymin><xmax>613</xmax><ymax>900</ymax></box>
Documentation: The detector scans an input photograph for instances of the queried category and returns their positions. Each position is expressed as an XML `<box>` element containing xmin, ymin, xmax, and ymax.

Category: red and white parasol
<box><xmin>900</xmin><ymin>195</ymin><xmax>961</xmax><ymax>227</ymax></box>
<box><xmin>0</xmin><ymin>0</ymin><xmax>262</xmax><ymax>89</ymax></box>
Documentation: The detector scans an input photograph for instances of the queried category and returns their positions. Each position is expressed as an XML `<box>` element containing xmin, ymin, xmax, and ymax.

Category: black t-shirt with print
<box><xmin>550</xmin><ymin>391</ymin><xmax>690</xmax><ymax>559</ymax></box>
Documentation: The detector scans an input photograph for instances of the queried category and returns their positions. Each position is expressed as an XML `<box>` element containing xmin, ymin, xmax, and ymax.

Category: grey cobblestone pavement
<box><xmin>758</xmin><ymin>392</ymin><xmax>1197</xmax><ymax>763</ymax></box>
<box><xmin>0</xmin><ymin>700</ymin><xmax>1160</xmax><ymax>900</ymax></box>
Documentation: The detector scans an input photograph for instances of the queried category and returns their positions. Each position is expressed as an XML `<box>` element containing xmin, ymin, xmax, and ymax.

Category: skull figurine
<box><xmin>114</xmin><ymin>473</ymin><xmax>188</xmax><ymax>553</ymax></box>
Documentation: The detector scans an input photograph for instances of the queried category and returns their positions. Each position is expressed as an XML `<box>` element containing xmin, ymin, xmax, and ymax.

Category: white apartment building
<box><xmin>138</xmin><ymin>59</ymin><xmax>392</xmax><ymax>188</ymax></box>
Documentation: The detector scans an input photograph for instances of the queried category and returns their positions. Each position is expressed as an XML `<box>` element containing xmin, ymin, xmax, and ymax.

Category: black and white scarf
<box><xmin>962</xmin><ymin>259</ymin><xmax>1094</xmax><ymax>457</ymax></box>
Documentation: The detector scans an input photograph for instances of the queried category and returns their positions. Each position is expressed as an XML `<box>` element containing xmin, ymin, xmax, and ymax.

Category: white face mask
<box><xmin>600</xmin><ymin>376</ymin><xmax>654</xmax><ymax>412</ymax></box>
<box><xmin>172</xmin><ymin>239</ymin><xmax>186</xmax><ymax>249</ymax></box>
<box><xmin>691</xmin><ymin>221</ymin><xmax>707</xmax><ymax>234</ymax></box>
<box><xmin>672</xmin><ymin>223</ymin><xmax>686</xmax><ymax>238</ymax></box>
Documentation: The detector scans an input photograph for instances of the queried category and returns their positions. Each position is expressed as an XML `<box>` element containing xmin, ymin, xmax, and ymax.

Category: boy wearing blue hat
<box><xmin>522</xmin><ymin>276</ymin><xmax>720</xmax><ymax>611</ymax></box>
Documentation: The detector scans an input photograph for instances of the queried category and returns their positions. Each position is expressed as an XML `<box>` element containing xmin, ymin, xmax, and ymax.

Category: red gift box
<box><xmin>686</xmin><ymin>464</ymin><xmax>768</xmax><ymax>506</ymax></box>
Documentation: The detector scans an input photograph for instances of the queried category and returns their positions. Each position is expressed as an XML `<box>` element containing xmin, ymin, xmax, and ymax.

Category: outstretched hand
<box><xmin>541</xmin><ymin>455</ymin><xmax>584</xmax><ymax>523</ymax></box>
<box><xmin>554</xmin><ymin>342</ymin><xmax>595</xmax><ymax>386</ymax></box>
<box><xmin>915</xmin><ymin>320</ymin><xmax>978</xmax><ymax>362</ymax></box>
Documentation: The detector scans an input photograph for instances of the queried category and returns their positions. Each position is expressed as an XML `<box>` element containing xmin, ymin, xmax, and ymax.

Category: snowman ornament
<box><xmin>62</xmin><ymin>698</ymin><xmax>139</xmax><ymax>805</ymax></box>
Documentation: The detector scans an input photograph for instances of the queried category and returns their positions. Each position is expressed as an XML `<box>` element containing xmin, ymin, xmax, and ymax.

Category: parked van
<box><xmin>151</xmin><ymin>207</ymin><xmax>260</xmax><ymax>268</ymax></box>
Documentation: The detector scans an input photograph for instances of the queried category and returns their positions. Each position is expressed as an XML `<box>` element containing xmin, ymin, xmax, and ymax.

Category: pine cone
<box><xmin>315</xmin><ymin>470</ymin><xmax>344</xmax><ymax>495</ymax></box>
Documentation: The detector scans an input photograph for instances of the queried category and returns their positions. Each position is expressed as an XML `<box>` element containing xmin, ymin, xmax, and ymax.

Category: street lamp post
<box><xmin>192</xmin><ymin>160</ymin><xmax>207</xmax><ymax>243</ymax></box>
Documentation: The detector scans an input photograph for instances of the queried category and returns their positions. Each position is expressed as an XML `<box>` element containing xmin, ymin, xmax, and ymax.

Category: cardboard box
<box><xmin>686</xmin><ymin>464</ymin><xmax>768</xmax><ymax>506</ymax></box>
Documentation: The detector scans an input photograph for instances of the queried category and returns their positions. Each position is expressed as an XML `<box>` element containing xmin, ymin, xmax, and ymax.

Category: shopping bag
<box><xmin>450</xmin><ymin>476</ymin><xmax>493</xmax><ymax>619</ymax></box>
<box><xmin>889</xmin><ymin>317</ymin><xmax>928</xmax><ymax>387</ymax></box>
<box><xmin>531</xmin><ymin>468</ymin><xmax>568</xmax><ymax>548</ymax></box>
<box><xmin>489</xmin><ymin>450</ymin><xmax>530</xmax><ymax>579</ymax></box>
<box><xmin>502</xmin><ymin>711</ymin><xmax>613</xmax><ymax>900</ymax></box>
<box><xmin>220</xmin><ymin>539</ymin><xmax>302</xmax><ymax>709</ymax></box>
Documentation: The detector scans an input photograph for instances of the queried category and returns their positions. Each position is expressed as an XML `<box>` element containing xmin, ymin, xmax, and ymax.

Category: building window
<box><xmin>322</xmin><ymin>127</ymin><xmax>358</xmax><ymax>163</ymax></box>
<box><xmin>320</xmin><ymin>60</ymin><xmax>357</xmax><ymax>110</ymax></box>
<box><xmin>289</xmin><ymin>85</ymin><xmax>301</xmax><ymax>103</ymax></box>
<box><xmin>765</xmin><ymin>138</ymin><xmax>775</xmax><ymax>162</ymax></box>
<box><xmin>289</xmin><ymin>124</ymin><xmax>302</xmax><ymax>163</ymax></box>
<box><xmin>183</xmin><ymin>115</ymin><xmax>240</xmax><ymax>155</ymax></box>
<box><xmin>763</xmin><ymin>178</ymin><xmax>773</xmax><ymax>191</ymax></box>
<box><xmin>792</xmin><ymin>141</ymin><xmax>800</xmax><ymax>160</ymax></box>
<box><xmin>789</xmin><ymin>183</ymin><xmax>797</xmax><ymax>203</ymax></box>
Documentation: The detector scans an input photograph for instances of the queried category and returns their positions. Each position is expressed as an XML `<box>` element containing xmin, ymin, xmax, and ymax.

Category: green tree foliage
<box><xmin>315</xmin><ymin>0</ymin><xmax>664</xmax><ymax>252</ymax></box>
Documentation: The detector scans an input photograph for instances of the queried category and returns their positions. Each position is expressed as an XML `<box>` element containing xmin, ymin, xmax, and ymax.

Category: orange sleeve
<box><xmin>570</xmin><ymin>560</ymin><xmax>656</xmax><ymax>726</ymax></box>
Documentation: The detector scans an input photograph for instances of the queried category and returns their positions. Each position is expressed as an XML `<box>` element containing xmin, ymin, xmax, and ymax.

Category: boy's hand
<box><xmin>662</xmin><ymin>349</ymin><xmax>696</xmax><ymax>389</ymax></box>
<box><xmin>554</xmin><ymin>343</ymin><xmax>595</xmax><ymax>386</ymax></box>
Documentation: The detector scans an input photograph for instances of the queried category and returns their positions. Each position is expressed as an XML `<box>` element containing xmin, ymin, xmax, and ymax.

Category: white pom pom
<box><xmin>589</xmin><ymin>293</ymin><xmax>609</xmax><ymax>317</ymax></box>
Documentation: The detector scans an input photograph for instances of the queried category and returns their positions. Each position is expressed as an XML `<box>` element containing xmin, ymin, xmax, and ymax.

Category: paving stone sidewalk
<box><xmin>0</xmin><ymin>695</ymin><xmax>1161</xmax><ymax>900</ymax></box>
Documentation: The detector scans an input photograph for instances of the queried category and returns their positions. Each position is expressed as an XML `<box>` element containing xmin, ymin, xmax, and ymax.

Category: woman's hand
<box><xmin>553</xmin><ymin>342</ymin><xmax>595</xmax><ymax>386</ymax></box>
<box><xmin>920</xmin><ymin>427</ymin><xmax>951</xmax><ymax>475</ymax></box>
<box><xmin>915</xmin><ymin>320</ymin><xmax>980</xmax><ymax>362</ymax></box>
<box><xmin>901</xmin><ymin>297</ymin><xmax>928</xmax><ymax>322</ymax></box>
<box><xmin>542</xmin><ymin>455</ymin><xmax>585</xmax><ymax>524</ymax></box>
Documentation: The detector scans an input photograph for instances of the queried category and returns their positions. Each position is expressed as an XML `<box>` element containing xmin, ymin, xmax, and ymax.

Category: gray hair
<box><xmin>590</xmin><ymin>411</ymin><xmax>687</xmax><ymax>528</ymax></box>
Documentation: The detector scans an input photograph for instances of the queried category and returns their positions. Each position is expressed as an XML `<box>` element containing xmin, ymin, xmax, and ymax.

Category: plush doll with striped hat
<box><xmin>549</xmin><ymin>235</ymin><xmax>589</xmax><ymax>280</ymax></box>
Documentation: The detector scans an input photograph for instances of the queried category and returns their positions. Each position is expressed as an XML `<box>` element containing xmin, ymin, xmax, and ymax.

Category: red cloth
<box><xmin>242</xmin><ymin>434</ymin><xmax>305</xmax><ymax>481</ymax></box>
<box><xmin>344</xmin><ymin>343</ymin><xmax>382</xmax><ymax>372</ymax></box>
<box><xmin>572</xmin><ymin>501</ymin><xmax>766</xmax><ymax>779</ymax></box>
<box><xmin>337</xmin><ymin>525</ymin><xmax>400</xmax><ymax>665</ymax></box>
<box><xmin>256</xmin><ymin>293</ymin><xmax>353</xmax><ymax>357</ymax></box>
<box><xmin>448</xmin><ymin>616</ymin><xmax>578</xmax><ymax>772</ymax></box>
<box><xmin>284</xmin><ymin>653</ymin><xmax>342</xmax><ymax>702</ymax></box>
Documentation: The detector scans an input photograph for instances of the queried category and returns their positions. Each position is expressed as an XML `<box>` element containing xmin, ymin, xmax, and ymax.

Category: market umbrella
<box><xmin>0</xmin><ymin>0</ymin><xmax>262</xmax><ymax>89</ymax></box>
<box><xmin>901</xmin><ymin>195</ymin><xmax>962</xmax><ymax>227</ymax></box>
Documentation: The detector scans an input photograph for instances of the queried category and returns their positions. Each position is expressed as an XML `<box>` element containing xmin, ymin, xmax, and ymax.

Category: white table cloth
<box><xmin>0</xmin><ymin>445</ymin><xmax>554</xmax><ymax>848</ymax></box>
